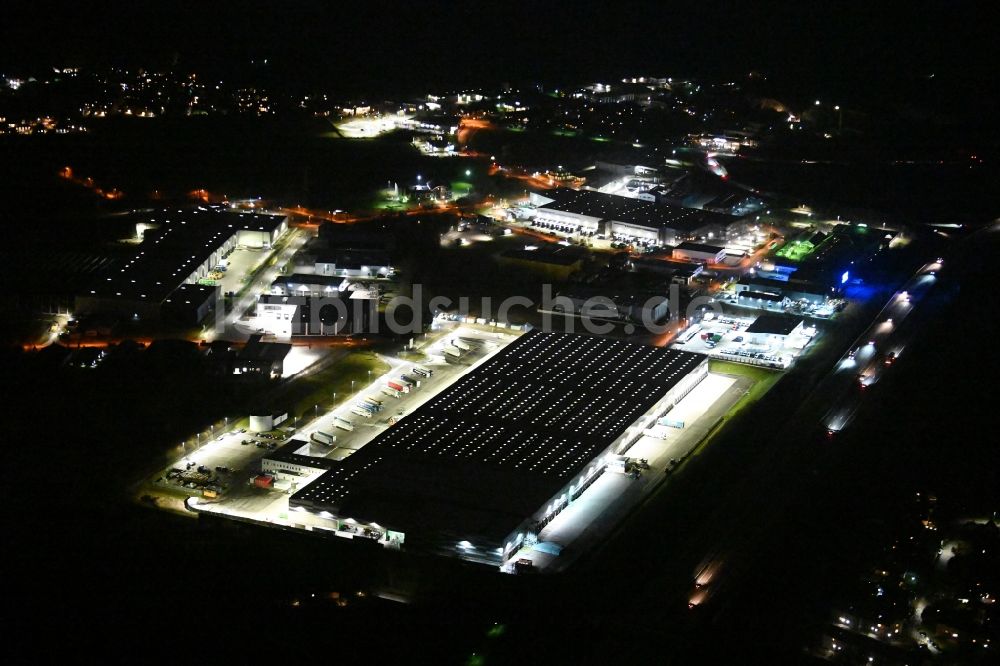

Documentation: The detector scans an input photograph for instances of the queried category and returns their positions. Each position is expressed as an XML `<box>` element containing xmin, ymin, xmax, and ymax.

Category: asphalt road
<box><xmin>223</xmin><ymin>227</ymin><xmax>309</xmax><ymax>340</ymax></box>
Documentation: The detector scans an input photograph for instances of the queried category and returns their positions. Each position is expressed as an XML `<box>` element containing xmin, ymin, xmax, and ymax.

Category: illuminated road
<box><xmin>581</xmin><ymin>243</ymin><xmax>962</xmax><ymax>646</ymax></box>
<box><xmin>218</xmin><ymin>227</ymin><xmax>309</xmax><ymax>341</ymax></box>
<box><xmin>278</xmin><ymin>201</ymin><xmax>475</xmax><ymax>227</ymax></box>
<box><xmin>821</xmin><ymin>259</ymin><xmax>944</xmax><ymax>436</ymax></box>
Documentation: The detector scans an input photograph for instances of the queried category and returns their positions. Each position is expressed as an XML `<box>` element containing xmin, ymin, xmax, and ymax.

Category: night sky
<box><xmin>3</xmin><ymin>1</ymin><xmax>995</xmax><ymax>103</ymax></box>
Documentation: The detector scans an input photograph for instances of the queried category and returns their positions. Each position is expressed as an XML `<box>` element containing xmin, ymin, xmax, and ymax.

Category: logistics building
<box><xmin>75</xmin><ymin>206</ymin><xmax>288</xmax><ymax>322</ymax></box>
<box><xmin>263</xmin><ymin>439</ymin><xmax>338</xmax><ymax>477</ymax></box>
<box><xmin>496</xmin><ymin>247</ymin><xmax>584</xmax><ymax>281</ymax></box>
<box><xmin>290</xmin><ymin>330</ymin><xmax>708</xmax><ymax>565</ymax></box>
<box><xmin>735</xmin><ymin>275</ymin><xmax>834</xmax><ymax>305</ymax></box>
<box><xmin>315</xmin><ymin>250</ymin><xmax>394</xmax><ymax>278</ymax></box>
<box><xmin>234</xmin><ymin>334</ymin><xmax>292</xmax><ymax>378</ymax></box>
<box><xmin>550</xmin><ymin>287</ymin><xmax>670</xmax><ymax>324</ymax></box>
<box><xmin>744</xmin><ymin>314</ymin><xmax>806</xmax><ymax>345</ymax></box>
<box><xmin>256</xmin><ymin>292</ymin><xmax>373</xmax><ymax>339</ymax></box>
<box><xmin>671</xmin><ymin>241</ymin><xmax>727</xmax><ymax>264</ymax></box>
<box><xmin>529</xmin><ymin>189</ymin><xmax>737</xmax><ymax>246</ymax></box>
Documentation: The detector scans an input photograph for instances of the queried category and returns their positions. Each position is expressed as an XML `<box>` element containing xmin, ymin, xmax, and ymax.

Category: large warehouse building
<box><xmin>671</xmin><ymin>241</ymin><xmax>727</xmax><ymax>264</ymax></box>
<box><xmin>528</xmin><ymin>189</ymin><xmax>738</xmax><ymax>246</ymax></box>
<box><xmin>75</xmin><ymin>206</ymin><xmax>289</xmax><ymax>322</ymax></box>
<box><xmin>290</xmin><ymin>329</ymin><xmax>708</xmax><ymax>565</ymax></box>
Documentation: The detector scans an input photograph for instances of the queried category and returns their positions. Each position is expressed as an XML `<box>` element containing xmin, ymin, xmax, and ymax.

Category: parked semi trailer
<box><xmin>387</xmin><ymin>380</ymin><xmax>409</xmax><ymax>393</ymax></box>
<box><xmin>351</xmin><ymin>407</ymin><xmax>373</xmax><ymax>419</ymax></box>
<box><xmin>334</xmin><ymin>416</ymin><xmax>355</xmax><ymax>431</ymax></box>
<box><xmin>381</xmin><ymin>387</ymin><xmax>401</xmax><ymax>399</ymax></box>
<box><xmin>311</xmin><ymin>431</ymin><xmax>337</xmax><ymax>446</ymax></box>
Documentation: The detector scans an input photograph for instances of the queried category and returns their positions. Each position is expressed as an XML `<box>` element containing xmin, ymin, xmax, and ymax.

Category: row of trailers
<box><xmin>309</xmin><ymin>364</ymin><xmax>435</xmax><ymax>447</ymax></box>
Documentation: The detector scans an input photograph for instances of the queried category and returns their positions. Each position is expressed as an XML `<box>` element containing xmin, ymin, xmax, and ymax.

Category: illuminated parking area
<box><xmin>335</xmin><ymin>114</ymin><xmax>408</xmax><ymax>138</ymax></box>
<box><xmin>181</xmin><ymin>326</ymin><xmax>523</xmax><ymax>524</ymax></box>
<box><xmin>177</xmin><ymin>329</ymin><xmax>716</xmax><ymax>570</ymax></box>
<box><xmin>628</xmin><ymin>373</ymin><xmax>737</xmax><ymax>459</ymax></box>
<box><xmin>213</xmin><ymin>244</ymin><xmax>275</xmax><ymax>296</ymax></box>
<box><xmin>292</xmin><ymin>326</ymin><xmax>522</xmax><ymax>458</ymax></box>
<box><xmin>673</xmin><ymin>313</ymin><xmax>816</xmax><ymax>369</ymax></box>
<box><xmin>288</xmin><ymin>330</ymin><xmax>708</xmax><ymax>567</ymax></box>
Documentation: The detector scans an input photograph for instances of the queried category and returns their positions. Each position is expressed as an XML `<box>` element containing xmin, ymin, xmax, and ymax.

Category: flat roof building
<box><xmin>735</xmin><ymin>275</ymin><xmax>834</xmax><ymax>305</ymax></box>
<box><xmin>263</xmin><ymin>439</ymin><xmax>338</xmax><ymax>477</ymax></box>
<box><xmin>552</xmin><ymin>287</ymin><xmax>670</xmax><ymax>324</ymax></box>
<box><xmin>315</xmin><ymin>250</ymin><xmax>394</xmax><ymax>278</ymax></box>
<box><xmin>631</xmin><ymin>257</ymin><xmax>704</xmax><ymax>285</ymax></box>
<box><xmin>745</xmin><ymin>314</ymin><xmax>805</xmax><ymax>344</ymax></box>
<box><xmin>234</xmin><ymin>334</ymin><xmax>291</xmax><ymax>379</ymax></box>
<box><xmin>672</xmin><ymin>241</ymin><xmax>727</xmax><ymax>264</ymax></box>
<box><xmin>257</xmin><ymin>292</ymin><xmax>373</xmax><ymax>339</ymax></box>
<box><xmin>290</xmin><ymin>330</ymin><xmax>708</xmax><ymax>564</ymax></box>
<box><xmin>529</xmin><ymin>189</ymin><xmax>736</xmax><ymax>246</ymax></box>
<box><xmin>75</xmin><ymin>206</ymin><xmax>288</xmax><ymax>321</ymax></box>
<box><xmin>270</xmin><ymin>273</ymin><xmax>347</xmax><ymax>297</ymax></box>
<box><xmin>497</xmin><ymin>247</ymin><xmax>584</xmax><ymax>281</ymax></box>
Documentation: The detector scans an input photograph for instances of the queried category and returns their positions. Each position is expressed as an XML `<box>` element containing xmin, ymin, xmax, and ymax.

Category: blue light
<box><xmin>841</xmin><ymin>271</ymin><xmax>850</xmax><ymax>285</ymax></box>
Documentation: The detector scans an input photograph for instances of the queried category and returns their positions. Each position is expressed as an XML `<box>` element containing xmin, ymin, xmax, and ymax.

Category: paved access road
<box><xmin>222</xmin><ymin>228</ymin><xmax>309</xmax><ymax>340</ymax></box>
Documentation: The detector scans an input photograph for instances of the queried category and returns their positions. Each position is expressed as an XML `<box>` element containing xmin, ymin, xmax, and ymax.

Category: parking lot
<box><xmin>672</xmin><ymin>314</ymin><xmax>816</xmax><ymax>369</ymax></box>
<box><xmin>157</xmin><ymin>324</ymin><xmax>525</xmax><ymax>526</ymax></box>
<box><xmin>215</xmin><ymin>244</ymin><xmax>276</xmax><ymax>296</ymax></box>
<box><xmin>295</xmin><ymin>325</ymin><xmax>521</xmax><ymax>459</ymax></box>
<box><xmin>152</xmin><ymin>427</ymin><xmax>289</xmax><ymax>499</ymax></box>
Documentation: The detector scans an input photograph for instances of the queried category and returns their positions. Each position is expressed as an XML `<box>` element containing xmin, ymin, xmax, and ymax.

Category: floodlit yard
<box><xmin>708</xmin><ymin>359</ymin><xmax>782</xmax><ymax>414</ymax></box>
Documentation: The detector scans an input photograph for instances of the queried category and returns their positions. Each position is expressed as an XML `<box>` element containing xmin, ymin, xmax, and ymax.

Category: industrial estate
<box><xmin>11</xmin><ymin>72</ymin><xmax>957</xmax><ymax>574</ymax></box>
<box><xmin>5</xmin><ymin>17</ymin><xmax>996</xmax><ymax>661</ymax></box>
